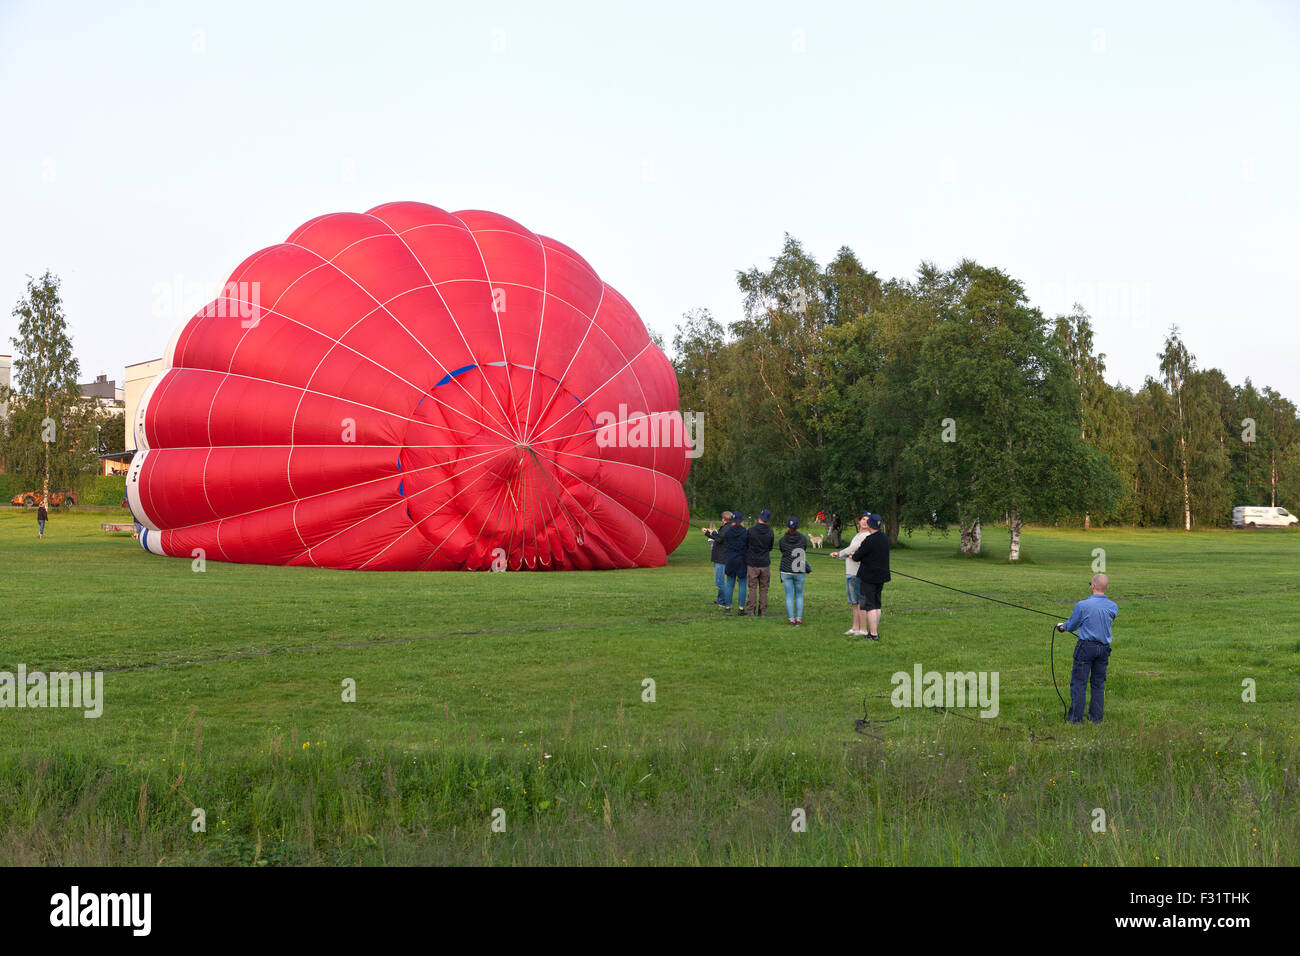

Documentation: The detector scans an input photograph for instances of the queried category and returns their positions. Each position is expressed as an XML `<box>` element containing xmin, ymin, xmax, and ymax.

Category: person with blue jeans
<box><xmin>721</xmin><ymin>511</ymin><xmax>749</xmax><ymax>614</ymax></box>
<box><xmin>1057</xmin><ymin>573</ymin><xmax>1119</xmax><ymax>724</ymax></box>
<box><xmin>778</xmin><ymin>517</ymin><xmax>810</xmax><ymax>625</ymax></box>
<box><xmin>703</xmin><ymin>511</ymin><xmax>732</xmax><ymax>606</ymax></box>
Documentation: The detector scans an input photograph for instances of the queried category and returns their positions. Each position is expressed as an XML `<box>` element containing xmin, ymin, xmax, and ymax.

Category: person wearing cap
<box><xmin>703</xmin><ymin>511</ymin><xmax>733</xmax><ymax>606</ymax></box>
<box><xmin>721</xmin><ymin>510</ymin><xmax>749</xmax><ymax>614</ymax></box>
<box><xmin>1057</xmin><ymin>573</ymin><xmax>1118</xmax><ymax>724</ymax></box>
<box><xmin>778</xmin><ymin>516</ymin><xmax>811</xmax><ymax>625</ymax></box>
<box><xmin>850</xmin><ymin>514</ymin><xmax>890</xmax><ymax>641</ymax></box>
<box><xmin>831</xmin><ymin>513</ymin><xmax>872</xmax><ymax>635</ymax></box>
<box><xmin>744</xmin><ymin>509</ymin><xmax>775</xmax><ymax>616</ymax></box>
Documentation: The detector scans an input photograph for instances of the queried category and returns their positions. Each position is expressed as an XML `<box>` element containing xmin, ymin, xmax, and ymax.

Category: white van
<box><xmin>1233</xmin><ymin>506</ymin><xmax>1299</xmax><ymax>528</ymax></box>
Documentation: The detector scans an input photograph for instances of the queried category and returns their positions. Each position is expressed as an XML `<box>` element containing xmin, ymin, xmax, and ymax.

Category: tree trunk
<box><xmin>960</xmin><ymin>517</ymin><xmax>981</xmax><ymax>555</ymax></box>
<box><xmin>1083</xmin><ymin>511</ymin><xmax>1090</xmax><ymax>530</ymax></box>
<box><xmin>1008</xmin><ymin>510</ymin><xmax>1022</xmax><ymax>561</ymax></box>
<box><xmin>1176</xmin><ymin>384</ymin><xmax>1191</xmax><ymax>530</ymax></box>
<box><xmin>887</xmin><ymin>504</ymin><xmax>900</xmax><ymax>547</ymax></box>
<box><xmin>1181</xmin><ymin>445</ymin><xmax>1191</xmax><ymax>530</ymax></box>
<box><xmin>42</xmin><ymin>390</ymin><xmax>50</xmax><ymax>506</ymax></box>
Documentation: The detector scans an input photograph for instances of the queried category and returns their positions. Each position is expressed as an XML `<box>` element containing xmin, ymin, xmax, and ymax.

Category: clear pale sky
<box><xmin>2</xmin><ymin>0</ymin><xmax>1297</xmax><ymax>402</ymax></box>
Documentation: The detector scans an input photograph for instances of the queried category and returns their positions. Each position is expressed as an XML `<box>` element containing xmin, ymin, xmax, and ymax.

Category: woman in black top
<box><xmin>778</xmin><ymin>517</ymin><xmax>811</xmax><ymax>625</ymax></box>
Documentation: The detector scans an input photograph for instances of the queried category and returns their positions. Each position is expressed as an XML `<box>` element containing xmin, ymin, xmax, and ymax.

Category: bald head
<box><xmin>1091</xmin><ymin>573</ymin><xmax>1109</xmax><ymax>594</ymax></box>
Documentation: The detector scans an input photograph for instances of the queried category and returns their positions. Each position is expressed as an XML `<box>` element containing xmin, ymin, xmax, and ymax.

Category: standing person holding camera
<box><xmin>721</xmin><ymin>511</ymin><xmax>749</xmax><ymax>614</ymax></box>
<box><xmin>831</xmin><ymin>513</ymin><xmax>872</xmax><ymax>635</ymax></box>
<box><xmin>703</xmin><ymin>511</ymin><xmax>732</xmax><ymax>606</ymax></box>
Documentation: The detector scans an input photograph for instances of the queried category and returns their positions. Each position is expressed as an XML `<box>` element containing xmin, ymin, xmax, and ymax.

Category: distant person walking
<box><xmin>703</xmin><ymin>511</ymin><xmax>732</xmax><ymax>606</ymax></box>
<box><xmin>829</xmin><ymin>512</ymin><xmax>843</xmax><ymax>548</ymax></box>
<box><xmin>778</xmin><ymin>517</ymin><xmax>811</xmax><ymax>625</ymax></box>
<box><xmin>744</xmin><ymin>509</ymin><xmax>775</xmax><ymax>616</ymax></box>
<box><xmin>850</xmin><ymin>514</ymin><xmax>890</xmax><ymax>641</ymax></box>
<box><xmin>831</xmin><ymin>514</ymin><xmax>872</xmax><ymax>635</ymax></box>
<box><xmin>722</xmin><ymin>511</ymin><xmax>749</xmax><ymax>615</ymax></box>
<box><xmin>1057</xmin><ymin>574</ymin><xmax>1119</xmax><ymax>724</ymax></box>
<box><xmin>37</xmin><ymin>499</ymin><xmax>48</xmax><ymax>539</ymax></box>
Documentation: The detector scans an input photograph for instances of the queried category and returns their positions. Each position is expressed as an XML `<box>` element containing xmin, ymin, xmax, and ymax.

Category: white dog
<box><xmin>809</xmin><ymin>535</ymin><xmax>823</xmax><ymax>549</ymax></box>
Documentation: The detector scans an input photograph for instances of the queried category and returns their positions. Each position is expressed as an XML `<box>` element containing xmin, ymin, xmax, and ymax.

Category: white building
<box><xmin>124</xmin><ymin>358</ymin><xmax>163</xmax><ymax>451</ymax></box>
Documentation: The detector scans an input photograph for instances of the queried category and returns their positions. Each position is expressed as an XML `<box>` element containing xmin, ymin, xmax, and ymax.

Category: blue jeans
<box><xmin>1069</xmin><ymin>640</ymin><xmax>1110</xmax><ymax>723</ymax></box>
<box><xmin>781</xmin><ymin>571</ymin><xmax>806</xmax><ymax>620</ymax></box>
<box><xmin>724</xmin><ymin>572</ymin><xmax>747</xmax><ymax>608</ymax></box>
<box><xmin>714</xmin><ymin>563</ymin><xmax>726</xmax><ymax>603</ymax></box>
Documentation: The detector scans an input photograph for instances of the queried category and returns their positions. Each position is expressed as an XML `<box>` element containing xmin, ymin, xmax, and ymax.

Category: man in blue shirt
<box><xmin>1057</xmin><ymin>573</ymin><xmax>1119</xmax><ymax>724</ymax></box>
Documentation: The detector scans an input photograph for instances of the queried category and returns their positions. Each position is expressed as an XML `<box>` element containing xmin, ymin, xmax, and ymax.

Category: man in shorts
<box><xmin>851</xmin><ymin>514</ymin><xmax>890</xmax><ymax>641</ymax></box>
<box><xmin>831</xmin><ymin>514</ymin><xmax>871</xmax><ymax>635</ymax></box>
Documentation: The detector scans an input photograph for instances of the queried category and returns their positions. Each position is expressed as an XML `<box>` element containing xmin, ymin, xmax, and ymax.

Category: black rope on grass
<box><xmin>890</xmin><ymin>569</ymin><xmax>1060</xmax><ymax>619</ymax></box>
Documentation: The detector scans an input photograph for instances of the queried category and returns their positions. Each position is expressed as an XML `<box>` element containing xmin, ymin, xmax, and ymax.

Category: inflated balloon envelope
<box><xmin>128</xmin><ymin>202</ymin><xmax>692</xmax><ymax>570</ymax></box>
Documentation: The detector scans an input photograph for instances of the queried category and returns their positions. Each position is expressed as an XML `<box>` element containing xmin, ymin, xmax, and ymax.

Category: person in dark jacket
<box><xmin>721</xmin><ymin>511</ymin><xmax>749</xmax><ymax>614</ymax></box>
<box><xmin>850</xmin><ymin>513</ymin><xmax>890</xmax><ymax>641</ymax></box>
<box><xmin>778</xmin><ymin>517</ymin><xmax>811</xmax><ymax>625</ymax></box>
<box><xmin>829</xmin><ymin>513</ymin><xmax>843</xmax><ymax>548</ymax></box>
<box><xmin>703</xmin><ymin>511</ymin><xmax>733</xmax><ymax>606</ymax></box>
<box><xmin>37</xmin><ymin>499</ymin><xmax>49</xmax><ymax>539</ymax></box>
<box><xmin>743</xmin><ymin>509</ymin><xmax>775</xmax><ymax>616</ymax></box>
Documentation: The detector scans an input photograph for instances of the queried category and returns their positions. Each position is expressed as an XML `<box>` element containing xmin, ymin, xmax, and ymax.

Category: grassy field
<box><xmin>1</xmin><ymin>508</ymin><xmax>1297</xmax><ymax>865</ymax></box>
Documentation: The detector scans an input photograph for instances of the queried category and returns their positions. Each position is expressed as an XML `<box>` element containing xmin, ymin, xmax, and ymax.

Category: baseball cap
<box><xmin>787</xmin><ymin>516</ymin><xmax>799</xmax><ymax>529</ymax></box>
<box><xmin>866</xmin><ymin>514</ymin><xmax>882</xmax><ymax>529</ymax></box>
<box><xmin>759</xmin><ymin>509</ymin><xmax>771</xmax><ymax>522</ymax></box>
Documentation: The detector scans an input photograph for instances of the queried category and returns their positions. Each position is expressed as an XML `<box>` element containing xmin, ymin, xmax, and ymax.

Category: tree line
<box><xmin>1</xmin><ymin>271</ymin><xmax>119</xmax><ymax>498</ymax></box>
<box><xmin>671</xmin><ymin>237</ymin><xmax>1300</xmax><ymax>558</ymax></box>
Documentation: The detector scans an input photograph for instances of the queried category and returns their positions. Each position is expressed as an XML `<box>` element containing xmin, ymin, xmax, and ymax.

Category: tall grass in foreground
<box><xmin>2</xmin><ymin>716</ymin><xmax>1294</xmax><ymax>866</ymax></box>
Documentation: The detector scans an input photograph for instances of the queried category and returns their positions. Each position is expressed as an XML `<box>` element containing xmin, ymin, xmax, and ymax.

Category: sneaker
<box><xmin>722</xmin><ymin>607</ymin><xmax>732</xmax><ymax>615</ymax></box>
<box><xmin>794</xmin><ymin>619</ymin><xmax>802</xmax><ymax>626</ymax></box>
<box><xmin>844</xmin><ymin>629</ymin><xmax>858</xmax><ymax>635</ymax></box>
<box><xmin>788</xmin><ymin>619</ymin><xmax>796</xmax><ymax>626</ymax></box>
<box><xmin>866</xmin><ymin>633</ymin><xmax>880</xmax><ymax>641</ymax></box>
<box><xmin>737</xmin><ymin>610</ymin><xmax>748</xmax><ymax>617</ymax></box>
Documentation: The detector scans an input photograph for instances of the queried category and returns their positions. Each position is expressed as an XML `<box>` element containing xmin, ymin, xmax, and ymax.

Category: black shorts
<box><xmin>859</xmin><ymin>581</ymin><xmax>884</xmax><ymax>611</ymax></box>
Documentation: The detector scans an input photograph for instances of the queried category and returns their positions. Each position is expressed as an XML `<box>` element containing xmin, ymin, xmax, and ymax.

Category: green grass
<box><xmin>1</xmin><ymin>508</ymin><xmax>1297</xmax><ymax>865</ymax></box>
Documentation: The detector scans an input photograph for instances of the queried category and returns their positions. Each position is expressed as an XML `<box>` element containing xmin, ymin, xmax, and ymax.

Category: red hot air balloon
<box><xmin>127</xmin><ymin>202</ymin><xmax>693</xmax><ymax>571</ymax></box>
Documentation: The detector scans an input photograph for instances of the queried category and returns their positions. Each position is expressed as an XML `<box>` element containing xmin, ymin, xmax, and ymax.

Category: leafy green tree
<box><xmin>818</xmin><ymin>271</ymin><xmax>943</xmax><ymax>544</ymax></box>
<box><xmin>730</xmin><ymin>236</ymin><xmax>829</xmax><ymax>514</ymax></box>
<box><xmin>6</xmin><ymin>272</ymin><xmax>96</xmax><ymax>501</ymax></box>
<box><xmin>909</xmin><ymin>263</ymin><xmax>1117</xmax><ymax>559</ymax></box>
<box><xmin>1154</xmin><ymin>329</ymin><xmax>1230</xmax><ymax>528</ymax></box>
<box><xmin>1259</xmin><ymin>387</ymin><xmax>1300</xmax><ymax>508</ymax></box>
<box><xmin>671</xmin><ymin>308</ymin><xmax>739</xmax><ymax>515</ymax></box>
<box><xmin>1054</xmin><ymin>305</ymin><xmax>1137</xmax><ymax>527</ymax></box>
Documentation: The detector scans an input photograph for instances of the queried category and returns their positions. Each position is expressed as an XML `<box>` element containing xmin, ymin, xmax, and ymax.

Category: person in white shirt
<box><xmin>830</xmin><ymin>514</ymin><xmax>871</xmax><ymax>635</ymax></box>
